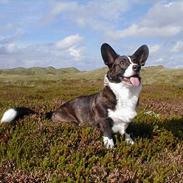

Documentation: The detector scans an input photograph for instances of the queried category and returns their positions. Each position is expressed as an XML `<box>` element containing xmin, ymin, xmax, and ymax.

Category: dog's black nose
<box><xmin>133</xmin><ymin>65</ymin><xmax>141</xmax><ymax>72</ymax></box>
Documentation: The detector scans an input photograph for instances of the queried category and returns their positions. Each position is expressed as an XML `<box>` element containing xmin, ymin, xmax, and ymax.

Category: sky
<box><xmin>0</xmin><ymin>0</ymin><xmax>183</xmax><ymax>70</ymax></box>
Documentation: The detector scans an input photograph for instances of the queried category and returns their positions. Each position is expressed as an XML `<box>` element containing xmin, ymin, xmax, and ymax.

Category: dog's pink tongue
<box><xmin>130</xmin><ymin>77</ymin><xmax>140</xmax><ymax>87</ymax></box>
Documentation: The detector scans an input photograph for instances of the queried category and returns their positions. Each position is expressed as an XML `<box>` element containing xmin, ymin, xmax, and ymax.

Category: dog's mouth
<box><xmin>120</xmin><ymin>75</ymin><xmax>141</xmax><ymax>87</ymax></box>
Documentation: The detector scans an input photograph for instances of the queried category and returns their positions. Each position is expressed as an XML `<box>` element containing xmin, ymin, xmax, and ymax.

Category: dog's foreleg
<box><xmin>99</xmin><ymin>118</ymin><xmax>114</xmax><ymax>148</ymax></box>
<box><xmin>124</xmin><ymin>133</ymin><xmax>134</xmax><ymax>145</ymax></box>
<box><xmin>103</xmin><ymin>136</ymin><xmax>114</xmax><ymax>149</ymax></box>
<box><xmin>118</xmin><ymin>123</ymin><xmax>134</xmax><ymax>145</ymax></box>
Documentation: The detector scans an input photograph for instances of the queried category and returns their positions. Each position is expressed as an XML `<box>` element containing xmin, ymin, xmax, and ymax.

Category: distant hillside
<box><xmin>0</xmin><ymin>67</ymin><xmax>79</xmax><ymax>75</ymax></box>
<box><xmin>0</xmin><ymin>66</ymin><xmax>182</xmax><ymax>86</ymax></box>
<box><xmin>141</xmin><ymin>66</ymin><xmax>183</xmax><ymax>86</ymax></box>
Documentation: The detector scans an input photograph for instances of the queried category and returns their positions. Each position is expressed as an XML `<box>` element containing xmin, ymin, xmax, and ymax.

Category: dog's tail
<box><xmin>1</xmin><ymin>107</ymin><xmax>54</xmax><ymax>123</ymax></box>
<box><xmin>1</xmin><ymin>107</ymin><xmax>37</xmax><ymax>123</ymax></box>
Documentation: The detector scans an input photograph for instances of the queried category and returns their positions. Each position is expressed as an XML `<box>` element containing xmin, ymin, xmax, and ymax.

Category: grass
<box><xmin>0</xmin><ymin>66</ymin><xmax>183</xmax><ymax>182</ymax></box>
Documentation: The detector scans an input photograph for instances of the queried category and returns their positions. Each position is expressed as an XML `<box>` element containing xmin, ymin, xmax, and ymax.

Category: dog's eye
<box><xmin>120</xmin><ymin>61</ymin><xmax>124</xmax><ymax>65</ymax></box>
<box><xmin>120</xmin><ymin>60</ymin><xmax>128</xmax><ymax>67</ymax></box>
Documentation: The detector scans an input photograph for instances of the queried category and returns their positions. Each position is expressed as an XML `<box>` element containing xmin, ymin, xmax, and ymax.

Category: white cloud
<box><xmin>0</xmin><ymin>34</ymin><xmax>85</xmax><ymax>68</ymax></box>
<box><xmin>164</xmin><ymin>2</ymin><xmax>173</xmax><ymax>8</ymax></box>
<box><xmin>44</xmin><ymin>1</ymin><xmax>78</xmax><ymax>23</ymax></box>
<box><xmin>108</xmin><ymin>1</ymin><xmax>183</xmax><ymax>40</ymax></box>
<box><xmin>149</xmin><ymin>44</ymin><xmax>160</xmax><ymax>54</ymax></box>
<box><xmin>6</xmin><ymin>43</ymin><xmax>17</xmax><ymax>52</ymax></box>
<box><xmin>171</xmin><ymin>41</ymin><xmax>183</xmax><ymax>52</ymax></box>
<box><xmin>44</xmin><ymin>0</ymin><xmax>130</xmax><ymax>31</ymax></box>
<box><xmin>55</xmin><ymin>34</ymin><xmax>83</xmax><ymax>50</ymax></box>
<box><xmin>68</xmin><ymin>47</ymin><xmax>82</xmax><ymax>60</ymax></box>
<box><xmin>146</xmin><ymin>41</ymin><xmax>183</xmax><ymax>68</ymax></box>
<box><xmin>107</xmin><ymin>24</ymin><xmax>182</xmax><ymax>40</ymax></box>
<box><xmin>54</xmin><ymin>34</ymin><xmax>84</xmax><ymax>61</ymax></box>
<box><xmin>142</xmin><ymin>1</ymin><xmax>183</xmax><ymax>27</ymax></box>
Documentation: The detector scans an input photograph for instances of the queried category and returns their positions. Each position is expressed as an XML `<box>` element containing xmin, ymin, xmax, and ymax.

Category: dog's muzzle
<box><xmin>132</xmin><ymin>65</ymin><xmax>141</xmax><ymax>72</ymax></box>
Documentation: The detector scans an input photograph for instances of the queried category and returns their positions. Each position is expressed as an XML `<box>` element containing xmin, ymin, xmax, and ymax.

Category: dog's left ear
<box><xmin>132</xmin><ymin>45</ymin><xmax>149</xmax><ymax>66</ymax></box>
<box><xmin>101</xmin><ymin>43</ymin><xmax>118</xmax><ymax>68</ymax></box>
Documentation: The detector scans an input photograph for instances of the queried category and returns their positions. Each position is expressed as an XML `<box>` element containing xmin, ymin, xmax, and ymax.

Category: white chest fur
<box><xmin>107</xmin><ymin>81</ymin><xmax>142</xmax><ymax>124</ymax></box>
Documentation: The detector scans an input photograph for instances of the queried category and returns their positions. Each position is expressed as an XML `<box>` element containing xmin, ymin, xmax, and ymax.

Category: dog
<box><xmin>1</xmin><ymin>43</ymin><xmax>149</xmax><ymax>148</ymax></box>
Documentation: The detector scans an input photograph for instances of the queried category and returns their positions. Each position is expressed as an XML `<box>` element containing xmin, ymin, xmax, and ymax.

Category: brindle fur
<box><xmin>51</xmin><ymin>86</ymin><xmax>116</xmax><ymax>138</ymax></box>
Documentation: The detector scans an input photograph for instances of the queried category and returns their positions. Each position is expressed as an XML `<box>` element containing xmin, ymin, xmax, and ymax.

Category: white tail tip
<box><xmin>1</xmin><ymin>108</ymin><xmax>17</xmax><ymax>123</ymax></box>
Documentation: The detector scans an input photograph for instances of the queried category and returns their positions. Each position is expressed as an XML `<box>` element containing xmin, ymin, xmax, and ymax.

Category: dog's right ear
<box><xmin>101</xmin><ymin>43</ymin><xmax>118</xmax><ymax>68</ymax></box>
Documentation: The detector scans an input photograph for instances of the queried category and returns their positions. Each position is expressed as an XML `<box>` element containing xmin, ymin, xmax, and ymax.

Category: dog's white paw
<box><xmin>125</xmin><ymin>133</ymin><xmax>134</xmax><ymax>145</ymax></box>
<box><xmin>103</xmin><ymin>136</ymin><xmax>114</xmax><ymax>148</ymax></box>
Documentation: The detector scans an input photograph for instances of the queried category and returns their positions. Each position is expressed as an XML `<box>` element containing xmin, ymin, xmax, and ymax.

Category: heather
<box><xmin>0</xmin><ymin>66</ymin><xmax>182</xmax><ymax>182</ymax></box>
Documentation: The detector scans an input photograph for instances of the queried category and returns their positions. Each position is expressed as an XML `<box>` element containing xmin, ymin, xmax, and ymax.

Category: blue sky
<box><xmin>0</xmin><ymin>0</ymin><xmax>183</xmax><ymax>70</ymax></box>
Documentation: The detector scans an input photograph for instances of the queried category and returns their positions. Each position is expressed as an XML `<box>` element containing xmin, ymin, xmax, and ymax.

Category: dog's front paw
<box><xmin>125</xmin><ymin>133</ymin><xmax>134</xmax><ymax>145</ymax></box>
<box><xmin>126</xmin><ymin>138</ymin><xmax>134</xmax><ymax>145</ymax></box>
<box><xmin>103</xmin><ymin>136</ymin><xmax>114</xmax><ymax>148</ymax></box>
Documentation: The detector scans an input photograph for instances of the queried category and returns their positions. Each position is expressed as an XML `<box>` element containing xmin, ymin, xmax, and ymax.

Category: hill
<box><xmin>0</xmin><ymin>65</ymin><xmax>182</xmax><ymax>86</ymax></box>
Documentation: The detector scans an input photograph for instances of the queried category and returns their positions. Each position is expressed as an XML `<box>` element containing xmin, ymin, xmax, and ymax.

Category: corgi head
<box><xmin>101</xmin><ymin>43</ymin><xmax>149</xmax><ymax>87</ymax></box>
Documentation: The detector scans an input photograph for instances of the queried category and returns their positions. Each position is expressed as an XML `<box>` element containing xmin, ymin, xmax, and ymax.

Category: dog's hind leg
<box><xmin>50</xmin><ymin>110</ymin><xmax>77</xmax><ymax>124</ymax></box>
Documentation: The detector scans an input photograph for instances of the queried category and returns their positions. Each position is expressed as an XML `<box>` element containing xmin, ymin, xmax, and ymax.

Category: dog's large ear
<box><xmin>101</xmin><ymin>43</ymin><xmax>118</xmax><ymax>68</ymax></box>
<box><xmin>132</xmin><ymin>45</ymin><xmax>149</xmax><ymax>66</ymax></box>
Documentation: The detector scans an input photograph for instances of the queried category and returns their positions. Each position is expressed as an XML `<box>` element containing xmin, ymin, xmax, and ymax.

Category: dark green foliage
<box><xmin>0</xmin><ymin>67</ymin><xmax>183</xmax><ymax>182</ymax></box>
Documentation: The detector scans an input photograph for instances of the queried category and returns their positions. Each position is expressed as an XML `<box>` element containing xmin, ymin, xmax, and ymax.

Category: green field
<box><xmin>0</xmin><ymin>66</ymin><xmax>183</xmax><ymax>182</ymax></box>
